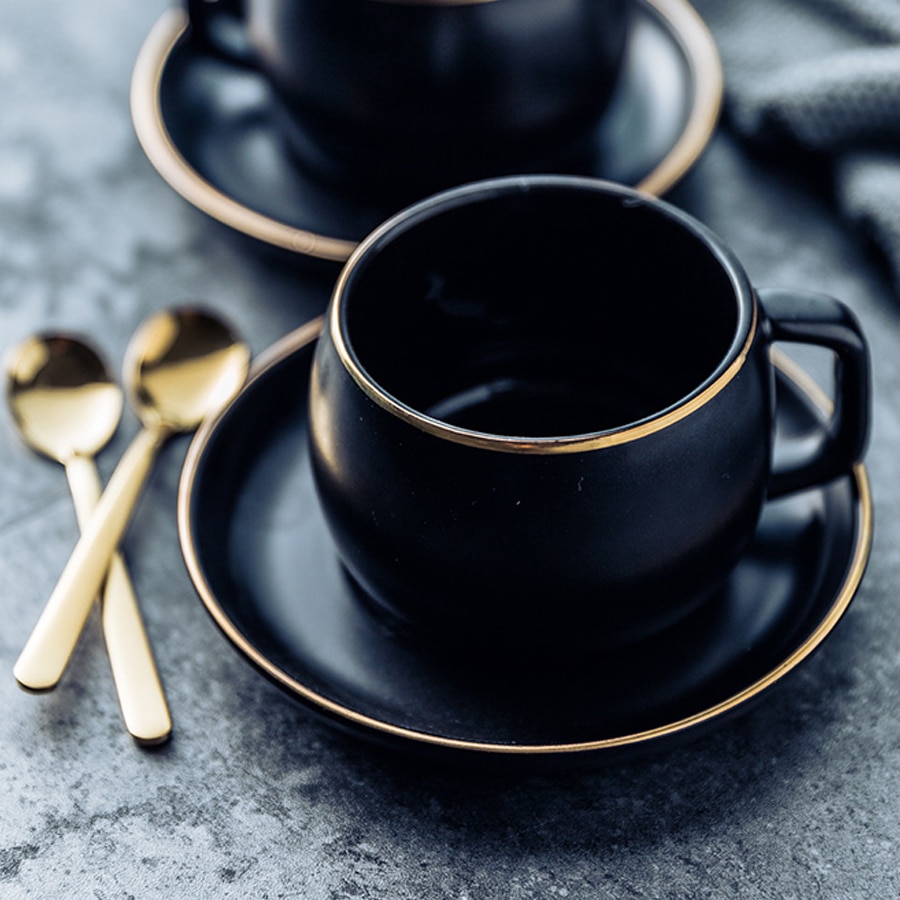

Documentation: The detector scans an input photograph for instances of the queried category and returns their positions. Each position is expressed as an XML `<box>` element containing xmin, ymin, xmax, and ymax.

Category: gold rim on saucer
<box><xmin>177</xmin><ymin>323</ymin><xmax>872</xmax><ymax>759</ymax></box>
<box><xmin>131</xmin><ymin>0</ymin><xmax>723</xmax><ymax>262</ymax></box>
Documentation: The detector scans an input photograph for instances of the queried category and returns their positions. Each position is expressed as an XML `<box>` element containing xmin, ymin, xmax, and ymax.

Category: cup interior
<box><xmin>340</xmin><ymin>181</ymin><xmax>743</xmax><ymax>439</ymax></box>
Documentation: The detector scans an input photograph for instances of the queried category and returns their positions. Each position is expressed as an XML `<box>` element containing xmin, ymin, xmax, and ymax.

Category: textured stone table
<box><xmin>1</xmin><ymin>2</ymin><xmax>897</xmax><ymax>897</ymax></box>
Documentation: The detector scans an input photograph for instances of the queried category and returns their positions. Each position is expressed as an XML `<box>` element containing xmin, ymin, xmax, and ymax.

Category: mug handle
<box><xmin>759</xmin><ymin>288</ymin><xmax>870</xmax><ymax>499</ymax></box>
<box><xmin>185</xmin><ymin>0</ymin><xmax>256</xmax><ymax>68</ymax></box>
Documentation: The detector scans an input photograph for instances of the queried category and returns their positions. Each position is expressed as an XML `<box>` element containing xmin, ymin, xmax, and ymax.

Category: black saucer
<box><xmin>132</xmin><ymin>0</ymin><xmax>723</xmax><ymax>263</ymax></box>
<box><xmin>178</xmin><ymin>320</ymin><xmax>872</xmax><ymax>765</ymax></box>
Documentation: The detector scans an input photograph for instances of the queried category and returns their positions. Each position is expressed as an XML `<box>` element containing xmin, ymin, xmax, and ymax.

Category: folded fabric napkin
<box><xmin>692</xmin><ymin>0</ymin><xmax>900</xmax><ymax>290</ymax></box>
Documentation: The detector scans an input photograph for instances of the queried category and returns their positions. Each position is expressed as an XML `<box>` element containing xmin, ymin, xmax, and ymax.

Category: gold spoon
<box><xmin>14</xmin><ymin>307</ymin><xmax>250</xmax><ymax>693</ymax></box>
<box><xmin>5</xmin><ymin>334</ymin><xmax>172</xmax><ymax>744</ymax></box>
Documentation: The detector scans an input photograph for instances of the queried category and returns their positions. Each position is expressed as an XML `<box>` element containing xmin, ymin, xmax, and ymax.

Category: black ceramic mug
<box><xmin>185</xmin><ymin>0</ymin><xmax>630</xmax><ymax>205</ymax></box>
<box><xmin>308</xmin><ymin>176</ymin><xmax>870</xmax><ymax>658</ymax></box>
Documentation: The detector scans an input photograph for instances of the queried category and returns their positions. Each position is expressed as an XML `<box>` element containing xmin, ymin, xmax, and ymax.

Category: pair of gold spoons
<box><xmin>6</xmin><ymin>306</ymin><xmax>251</xmax><ymax>746</ymax></box>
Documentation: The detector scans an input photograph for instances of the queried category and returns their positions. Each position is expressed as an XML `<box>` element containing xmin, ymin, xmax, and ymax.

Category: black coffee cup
<box><xmin>186</xmin><ymin>0</ymin><xmax>630</xmax><ymax>205</ymax></box>
<box><xmin>308</xmin><ymin>176</ymin><xmax>870</xmax><ymax>657</ymax></box>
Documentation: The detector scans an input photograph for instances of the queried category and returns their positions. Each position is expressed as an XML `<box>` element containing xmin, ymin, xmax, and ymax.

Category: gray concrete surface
<box><xmin>1</xmin><ymin>1</ymin><xmax>897</xmax><ymax>897</ymax></box>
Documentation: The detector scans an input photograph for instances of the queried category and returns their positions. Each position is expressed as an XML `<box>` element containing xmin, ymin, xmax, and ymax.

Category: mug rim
<box><xmin>329</xmin><ymin>175</ymin><xmax>757</xmax><ymax>454</ymax></box>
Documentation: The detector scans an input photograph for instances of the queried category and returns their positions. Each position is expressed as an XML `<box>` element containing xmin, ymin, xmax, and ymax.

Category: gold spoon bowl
<box><xmin>7</xmin><ymin>335</ymin><xmax>123</xmax><ymax>463</ymax></box>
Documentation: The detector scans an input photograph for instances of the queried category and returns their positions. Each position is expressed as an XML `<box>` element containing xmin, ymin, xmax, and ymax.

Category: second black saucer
<box><xmin>132</xmin><ymin>0</ymin><xmax>723</xmax><ymax>262</ymax></box>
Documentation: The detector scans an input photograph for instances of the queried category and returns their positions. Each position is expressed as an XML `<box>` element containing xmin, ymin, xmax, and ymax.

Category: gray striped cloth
<box><xmin>692</xmin><ymin>0</ymin><xmax>900</xmax><ymax>289</ymax></box>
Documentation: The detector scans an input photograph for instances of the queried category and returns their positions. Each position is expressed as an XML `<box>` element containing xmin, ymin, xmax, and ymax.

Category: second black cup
<box><xmin>187</xmin><ymin>0</ymin><xmax>630</xmax><ymax>204</ymax></box>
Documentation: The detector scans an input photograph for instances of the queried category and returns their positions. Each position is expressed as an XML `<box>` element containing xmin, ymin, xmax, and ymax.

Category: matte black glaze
<box><xmin>181</xmin><ymin>331</ymin><xmax>870</xmax><ymax>762</ymax></box>
<box><xmin>187</xmin><ymin>0</ymin><xmax>630</xmax><ymax>204</ymax></box>
<box><xmin>309</xmin><ymin>178</ymin><xmax>870</xmax><ymax>657</ymax></box>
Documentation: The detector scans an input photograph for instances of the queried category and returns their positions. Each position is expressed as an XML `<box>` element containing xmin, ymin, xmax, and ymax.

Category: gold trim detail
<box><xmin>177</xmin><ymin>324</ymin><xmax>873</xmax><ymax>759</ymax></box>
<box><xmin>130</xmin><ymin>0</ymin><xmax>722</xmax><ymax>261</ymax></box>
<box><xmin>129</xmin><ymin>9</ymin><xmax>356</xmax><ymax>262</ymax></box>
<box><xmin>636</xmin><ymin>0</ymin><xmax>723</xmax><ymax>197</ymax></box>
<box><xmin>330</xmin><ymin>261</ymin><xmax>757</xmax><ymax>454</ymax></box>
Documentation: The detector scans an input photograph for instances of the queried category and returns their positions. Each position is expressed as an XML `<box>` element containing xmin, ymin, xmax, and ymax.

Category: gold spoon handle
<box><xmin>65</xmin><ymin>454</ymin><xmax>172</xmax><ymax>745</ymax></box>
<box><xmin>14</xmin><ymin>424</ymin><xmax>167</xmax><ymax>692</ymax></box>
